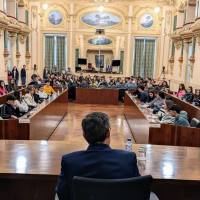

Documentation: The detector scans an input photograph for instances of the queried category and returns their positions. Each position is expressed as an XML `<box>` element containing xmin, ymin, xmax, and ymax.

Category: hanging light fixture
<box><xmin>43</xmin><ymin>4</ymin><xmax>48</xmax><ymax>10</ymax></box>
<box><xmin>154</xmin><ymin>7</ymin><xmax>160</xmax><ymax>13</ymax></box>
<box><xmin>98</xmin><ymin>6</ymin><xmax>104</xmax><ymax>12</ymax></box>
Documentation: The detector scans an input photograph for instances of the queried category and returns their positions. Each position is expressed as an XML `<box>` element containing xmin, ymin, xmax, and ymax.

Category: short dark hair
<box><xmin>169</xmin><ymin>104</ymin><xmax>180</xmax><ymax>114</ymax></box>
<box><xmin>138</xmin><ymin>85</ymin><xmax>145</xmax><ymax>91</ymax></box>
<box><xmin>7</xmin><ymin>95</ymin><xmax>16</xmax><ymax>101</ymax></box>
<box><xmin>165</xmin><ymin>95</ymin><xmax>172</xmax><ymax>100</ymax></box>
<box><xmin>45</xmin><ymin>80</ymin><xmax>50</xmax><ymax>83</ymax></box>
<box><xmin>39</xmin><ymin>85</ymin><xmax>44</xmax><ymax>89</ymax></box>
<box><xmin>158</xmin><ymin>91</ymin><xmax>165</xmax><ymax>99</ymax></box>
<box><xmin>82</xmin><ymin>112</ymin><xmax>110</xmax><ymax>144</ymax></box>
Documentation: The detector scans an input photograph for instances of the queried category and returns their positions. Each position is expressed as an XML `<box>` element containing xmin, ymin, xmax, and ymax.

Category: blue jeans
<box><xmin>21</xmin><ymin>77</ymin><xmax>26</xmax><ymax>86</ymax></box>
<box><xmin>15</xmin><ymin>79</ymin><xmax>19</xmax><ymax>86</ymax></box>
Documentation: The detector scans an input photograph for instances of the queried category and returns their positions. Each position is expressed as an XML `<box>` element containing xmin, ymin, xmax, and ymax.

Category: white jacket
<box><xmin>14</xmin><ymin>100</ymin><xmax>28</xmax><ymax>112</ymax></box>
<box><xmin>39</xmin><ymin>91</ymin><xmax>48</xmax><ymax>99</ymax></box>
<box><xmin>24</xmin><ymin>93</ymin><xmax>37</xmax><ymax>107</ymax></box>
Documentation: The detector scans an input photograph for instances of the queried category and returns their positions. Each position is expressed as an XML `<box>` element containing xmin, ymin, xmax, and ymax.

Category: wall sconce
<box><xmin>43</xmin><ymin>4</ymin><xmax>48</xmax><ymax>10</ymax></box>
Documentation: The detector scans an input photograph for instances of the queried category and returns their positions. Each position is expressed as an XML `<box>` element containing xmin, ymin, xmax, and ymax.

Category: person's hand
<box><xmin>146</xmin><ymin>102</ymin><xmax>149</xmax><ymax>105</ymax></box>
<box><xmin>13</xmin><ymin>103</ymin><xmax>18</xmax><ymax>107</ymax></box>
<box><xmin>135</xmin><ymin>95</ymin><xmax>138</xmax><ymax>98</ymax></box>
<box><xmin>154</xmin><ymin>102</ymin><xmax>157</xmax><ymax>106</ymax></box>
<box><xmin>11</xmin><ymin>115</ymin><xmax>18</xmax><ymax>119</ymax></box>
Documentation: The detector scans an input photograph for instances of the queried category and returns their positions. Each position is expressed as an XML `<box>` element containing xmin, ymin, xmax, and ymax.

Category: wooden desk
<box><xmin>124</xmin><ymin>92</ymin><xmax>160</xmax><ymax>144</ymax></box>
<box><xmin>0</xmin><ymin>140</ymin><xmax>200</xmax><ymax>200</ymax></box>
<box><xmin>76</xmin><ymin>88</ymin><xmax>119</xmax><ymax>105</ymax></box>
<box><xmin>0</xmin><ymin>89</ymin><xmax>68</xmax><ymax>140</ymax></box>
<box><xmin>0</xmin><ymin>87</ymin><xmax>26</xmax><ymax>105</ymax></box>
<box><xmin>125</xmin><ymin>92</ymin><xmax>200</xmax><ymax>147</ymax></box>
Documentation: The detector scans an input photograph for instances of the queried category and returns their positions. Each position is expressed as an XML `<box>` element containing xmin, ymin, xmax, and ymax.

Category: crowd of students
<box><xmin>1</xmin><ymin>70</ymin><xmax>200</xmax><ymax>127</ymax></box>
<box><xmin>0</xmin><ymin>81</ymin><xmax>56</xmax><ymax>119</ymax></box>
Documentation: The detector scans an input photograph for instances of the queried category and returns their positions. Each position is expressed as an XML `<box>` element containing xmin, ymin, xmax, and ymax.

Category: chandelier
<box><xmin>93</xmin><ymin>0</ymin><xmax>110</xmax><ymax>3</ymax></box>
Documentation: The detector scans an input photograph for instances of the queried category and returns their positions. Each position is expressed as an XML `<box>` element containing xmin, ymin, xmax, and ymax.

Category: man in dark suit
<box><xmin>43</xmin><ymin>67</ymin><xmax>50</xmax><ymax>79</ymax></box>
<box><xmin>55</xmin><ymin>112</ymin><xmax>140</xmax><ymax>200</ymax></box>
<box><xmin>21</xmin><ymin>65</ymin><xmax>26</xmax><ymax>85</ymax></box>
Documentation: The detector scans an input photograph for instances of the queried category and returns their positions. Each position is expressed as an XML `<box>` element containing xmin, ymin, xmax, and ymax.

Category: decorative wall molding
<box><xmin>165</xmin><ymin>10</ymin><xmax>171</xmax><ymax>26</ymax></box>
<box><xmin>19</xmin><ymin>34</ymin><xmax>27</xmax><ymax>44</ymax></box>
<box><xmin>179</xmin><ymin>22</ymin><xmax>194</xmax><ymax>40</ymax></box>
<box><xmin>16</xmin><ymin>51</ymin><xmax>21</xmax><ymax>69</ymax></box>
<box><xmin>189</xmin><ymin>54</ymin><xmax>195</xmax><ymax>78</ymax></box>
<box><xmin>178</xmin><ymin>55</ymin><xmax>183</xmax><ymax>76</ymax></box>
<box><xmin>4</xmin><ymin>48</ymin><xmax>10</xmax><ymax>72</ymax></box>
<box><xmin>191</xmin><ymin>18</ymin><xmax>200</xmax><ymax>45</ymax></box>
<box><xmin>169</xmin><ymin>56</ymin><xmax>174</xmax><ymax>75</ymax></box>
<box><xmin>174</xmin><ymin>40</ymin><xmax>182</xmax><ymax>49</ymax></box>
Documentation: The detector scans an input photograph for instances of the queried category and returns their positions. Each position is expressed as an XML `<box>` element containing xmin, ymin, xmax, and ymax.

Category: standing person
<box><xmin>21</xmin><ymin>65</ymin><xmax>26</xmax><ymax>86</ymax></box>
<box><xmin>11</xmin><ymin>66</ymin><xmax>19</xmax><ymax>86</ymax></box>
<box><xmin>66</xmin><ymin>67</ymin><xmax>73</xmax><ymax>75</ymax></box>
<box><xmin>43</xmin><ymin>67</ymin><xmax>50</xmax><ymax>80</ymax></box>
<box><xmin>0</xmin><ymin>80</ymin><xmax>8</xmax><ymax>96</ymax></box>
<box><xmin>175</xmin><ymin>83</ymin><xmax>186</xmax><ymax>98</ymax></box>
<box><xmin>61</xmin><ymin>67</ymin><xmax>66</xmax><ymax>75</ymax></box>
<box><xmin>52</xmin><ymin>65</ymin><xmax>59</xmax><ymax>75</ymax></box>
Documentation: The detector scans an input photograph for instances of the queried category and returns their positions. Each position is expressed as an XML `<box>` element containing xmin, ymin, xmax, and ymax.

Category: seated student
<box><xmin>7</xmin><ymin>78</ymin><xmax>18</xmax><ymax>92</ymax></box>
<box><xmin>165</xmin><ymin>95</ymin><xmax>173</xmax><ymax>100</ymax></box>
<box><xmin>0</xmin><ymin>95</ymin><xmax>19</xmax><ymax>119</ymax></box>
<box><xmin>194</xmin><ymin>89</ymin><xmax>200</xmax><ymax>107</ymax></box>
<box><xmin>14</xmin><ymin>90</ymin><xmax>28</xmax><ymax>114</ymax></box>
<box><xmin>33</xmin><ymin>87</ymin><xmax>41</xmax><ymax>104</ymax></box>
<box><xmin>24</xmin><ymin>85</ymin><xmax>37</xmax><ymax>108</ymax></box>
<box><xmin>108</xmin><ymin>80</ymin><xmax>115</xmax><ymax>87</ymax></box>
<box><xmin>147</xmin><ymin>91</ymin><xmax>165</xmax><ymax>113</ymax></box>
<box><xmin>162</xmin><ymin>81</ymin><xmax>170</xmax><ymax>91</ymax></box>
<box><xmin>50</xmin><ymin>77</ymin><xmax>57</xmax><ymax>87</ymax></box>
<box><xmin>0</xmin><ymin>80</ymin><xmax>8</xmax><ymax>96</ymax></box>
<box><xmin>99</xmin><ymin>78</ymin><xmax>108</xmax><ymax>86</ymax></box>
<box><xmin>169</xmin><ymin>104</ymin><xmax>190</xmax><ymax>127</ymax></box>
<box><xmin>175</xmin><ymin>83</ymin><xmax>186</xmax><ymax>98</ymax></box>
<box><xmin>137</xmin><ymin>85</ymin><xmax>148</xmax><ymax>103</ymax></box>
<box><xmin>75</xmin><ymin>79</ymin><xmax>81</xmax><ymax>88</ymax></box>
<box><xmin>89</xmin><ymin>79</ymin><xmax>98</xmax><ymax>87</ymax></box>
<box><xmin>61</xmin><ymin>80</ymin><xmax>67</xmax><ymax>87</ymax></box>
<box><xmin>147</xmin><ymin>90</ymin><xmax>156</xmax><ymax>103</ymax></box>
<box><xmin>55</xmin><ymin>112</ymin><xmax>140</xmax><ymax>200</ymax></box>
<box><xmin>142</xmin><ymin>80</ymin><xmax>148</xmax><ymax>90</ymax></box>
<box><xmin>44</xmin><ymin>80</ymin><xmax>56</xmax><ymax>96</ymax></box>
<box><xmin>125</xmin><ymin>78</ymin><xmax>136</xmax><ymax>89</ymax></box>
<box><xmin>159</xmin><ymin>100</ymin><xmax>175</xmax><ymax>124</ymax></box>
<box><xmin>183</xmin><ymin>86</ymin><xmax>194</xmax><ymax>103</ymax></box>
<box><xmin>80</xmin><ymin>79</ymin><xmax>89</xmax><ymax>88</ymax></box>
<box><xmin>28</xmin><ymin>76</ymin><xmax>39</xmax><ymax>86</ymax></box>
<box><xmin>38</xmin><ymin>86</ymin><xmax>48</xmax><ymax>99</ymax></box>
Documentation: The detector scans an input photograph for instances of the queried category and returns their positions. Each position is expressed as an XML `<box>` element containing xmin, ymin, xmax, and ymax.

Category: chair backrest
<box><xmin>180</xmin><ymin>110</ymin><xmax>190</xmax><ymax>122</ymax></box>
<box><xmin>89</xmin><ymin>85</ymin><xmax>97</xmax><ymax>89</ymax></box>
<box><xmin>38</xmin><ymin>83</ymin><xmax>46</xmax><ymax>87</ymax></box>
<box><xmin>148</xmin><ymin>87</ymin><xmax>156</xmax><ymax>91</ymax></box>
<box><xmin>81</xmin><ymin>83</ymin><xmax>88</xmax><ymax>88</ymax></box>
<box><xmin>155</xmin><ymin>86</ymin><xmax>162</xmax><ymax>90</ymax></box>
<box><xmin>98</xmin><ymin>85</ymin><xmax>108</xmax><ymax>89</ymax></box>
<box><xmin>73</xmin><ymin>175</ymin><xmax>152</xmax><ymax>200</ymax></box>
<box><xmin>128</xmin><ymin>86</ymin><xmax>137</xmax><ymax>90</ymax></box>
<box><xmin>108</xmin><ymin>85</ymin><xmax>117</xmax><ymax>89</ymax></box>
<box><xmin>190</xmin><ymin>118</ymin><xmax>200</xmax><ymax>128</ymax></box>
<box><xmin>117</xmin><ymin>85</ymin><xmax>126</xmax><ymax>89</ymax></box>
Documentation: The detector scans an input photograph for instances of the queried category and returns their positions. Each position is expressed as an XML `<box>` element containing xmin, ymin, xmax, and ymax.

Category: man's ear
<box><xmin>107</xmin><ymin>128</ymin><xmax>111</xmax><ymax>138</ymax></box>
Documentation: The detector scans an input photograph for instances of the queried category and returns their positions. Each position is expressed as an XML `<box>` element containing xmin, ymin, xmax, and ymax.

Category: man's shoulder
<box><xmin>62</xmin><ymin>149</ymin><xmax>137</xmax><ymax>161</ymax></box>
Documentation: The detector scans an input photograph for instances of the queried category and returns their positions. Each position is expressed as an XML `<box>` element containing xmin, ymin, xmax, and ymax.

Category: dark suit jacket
<box><xmin>139</xmin><ymin>90</ymin><xmax>148</xmax><ymax>103</ymax></box>
<box><xmin>21</xmin><ymin>68</ymin><xmax>26</xmax><ymax>77</ymax></box>
<box><xmin>43</xmin><ymin>69</ymin><xmax>50</xmax><ymax>79</ymax></box>
<box><xmin>11</xmin><ymin>70</ymin><xmax>19</xmax><ymax>80</ymax></box>
<box><xmin>55</xmin><ymin>144</ymin><xmax>140</xmax><ymax>200</ymax></box>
